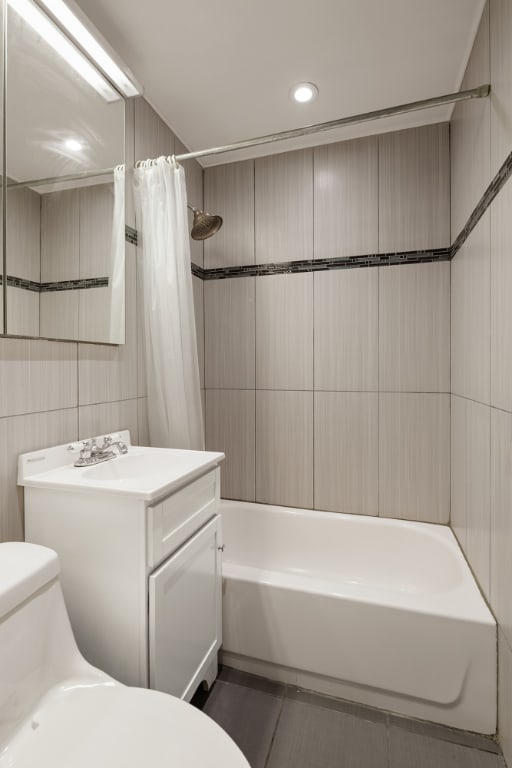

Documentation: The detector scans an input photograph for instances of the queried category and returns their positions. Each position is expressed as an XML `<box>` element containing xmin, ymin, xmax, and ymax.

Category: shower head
<box><xmin>187</xmin><ymin>204</ymin><xmax>223</xmax><ymax>240</ymax></box>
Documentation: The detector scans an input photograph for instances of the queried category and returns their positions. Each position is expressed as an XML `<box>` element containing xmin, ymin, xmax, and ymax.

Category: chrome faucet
<box><xmin>74</xmin><ymin>435</ymin><xmax>128</xmax><ymax>467</ymax></box>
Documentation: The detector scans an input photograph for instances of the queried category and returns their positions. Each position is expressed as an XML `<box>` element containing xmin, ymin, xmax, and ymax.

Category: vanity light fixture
<box><xmin>65</xmin><ymin>138</ymin><xmax>83</xmax><ymax>151</ymax></box>
<box><xmin>290</xmin><ymin>82</ymin><xmax>319</xmax><ymax>103</ymax></box>
<box><xmin>7</xmin><ymin>0</ymin><xmax>120</xmax><ymax>102</ymax></box>
<box><xmin>39</xmin><ymin>0</ymin><xmax>141</xmax><ymax>98</ymax></box>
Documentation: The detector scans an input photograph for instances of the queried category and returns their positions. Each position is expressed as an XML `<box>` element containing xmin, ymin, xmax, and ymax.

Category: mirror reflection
<box><xmin>2</xmin><ymin>0</ymin><xmax>125</xmax><ymax>343</ymax></box>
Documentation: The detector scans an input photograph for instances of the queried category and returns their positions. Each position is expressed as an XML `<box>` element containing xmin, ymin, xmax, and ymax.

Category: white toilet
<box><xmin>0</xmin><ymin>542</ymin><xmax>250</xmax><ymax>767</ymax></box>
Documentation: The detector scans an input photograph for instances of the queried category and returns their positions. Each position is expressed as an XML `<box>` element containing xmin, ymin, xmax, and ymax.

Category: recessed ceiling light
<box><xmin>290</xmin><ymin>82</ymin><xmax>319</xmax><ymax>104</ymax></box>
<box><xmin>65</xmin><ymin>139</ymin><xmax>83</xmax><ymax>151</ymax></box>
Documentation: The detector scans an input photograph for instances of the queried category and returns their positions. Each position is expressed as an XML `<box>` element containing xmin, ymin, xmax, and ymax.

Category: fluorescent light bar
<box><xmin>39</xmin><ymin>0</ymin><xmax>140</xmax><ymax>97</ymax></box>
<box><xmin>8</xmin><ymin>0</ymin><xmax>120</xmax><ymax>102</ymax></box>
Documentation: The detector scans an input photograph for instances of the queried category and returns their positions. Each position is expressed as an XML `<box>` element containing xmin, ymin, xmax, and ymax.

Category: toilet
<box><xmin>0</xmin><ymin>542</ymin><xmax>249</xmax><ymax>767</ymax></box>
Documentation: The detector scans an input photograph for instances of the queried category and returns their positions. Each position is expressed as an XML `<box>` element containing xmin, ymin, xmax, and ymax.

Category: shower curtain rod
<box><xmin>6</xmin><ymin>84</ymin><xmax>489</xmax><ymax>190</ymax></box>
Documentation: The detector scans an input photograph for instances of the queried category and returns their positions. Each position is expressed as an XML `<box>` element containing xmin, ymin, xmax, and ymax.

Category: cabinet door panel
<box><xmin>149</xmin><ymin>515</ymin><xmax>222</xmax><ymax>700</ymax></box>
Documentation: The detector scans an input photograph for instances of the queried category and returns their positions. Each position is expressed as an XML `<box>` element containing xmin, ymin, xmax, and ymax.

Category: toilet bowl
<box><xmin>0</xmin><ymin>542</ymin><xmax>249</xmax><ymax>768</ymax></box>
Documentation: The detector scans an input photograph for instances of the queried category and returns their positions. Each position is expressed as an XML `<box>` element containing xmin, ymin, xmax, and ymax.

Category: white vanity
<box><xmin>18</xmin><ymin>431</ymin><xmax>224</xmax><ymax>702</ymax></box>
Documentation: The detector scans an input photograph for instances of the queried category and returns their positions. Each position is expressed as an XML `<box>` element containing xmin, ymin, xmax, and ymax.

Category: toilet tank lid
<box><xmin>0</xmin><ymin>543</ymin><xmax>60</xmax><ymax>619</ymax></box>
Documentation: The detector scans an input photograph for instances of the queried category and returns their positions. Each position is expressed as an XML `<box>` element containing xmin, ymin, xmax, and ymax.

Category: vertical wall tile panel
<box><xmin>256</xmin><ymin>390</ymin><xmax>313</xmax><ymax>508</ymax></box>
<box><xmin>205</xmin><ymin>277</ymin><xmax>255</xmax><ymax>389</ymax></box>
<box><xmin>450</xmin><ymin>395</ymin><xmax>467</xmax><ymax>549</ymax></box>
<box><xmin>79</xmin><ymin>184</ymin><xmax>115</xmax><ymax>279</ymax></box>
<box><xmin>137</xmin><ymin>397</ymin><xmax>149</xmax><ymax>447</ymax></box>
<box><xmin>193</xmin><ymin>275</ymin><xmax>205</xmax><ymax>390</ymax></box>
<box><xmin>450</xmin><ymin>3</ymin><xmax>491</xmax><ymax>240</ymax></box>
<box><xmin>379</xmin><ymin>124</ymin><xmax>450</xmax><ymax>252</ymax></box>
<box><xmin>39</xmin><ymin>291</ymin><xmax>79</xmax><ymax>341</ymax></box>
<box><xmin>256</xmin><ymin>273</ymin><xmax>313</xmax><ymax>390</ymax></box>
<box><xmin>451</xmin><ymin>212</ymin><xmax>491</xmax><ymax>404</ymax></box>
<box><xmin>255</xmin><ymin>149</ymin><xmax>313</xmax><ymax>263</ymax></box>
<box><xmin>498</xmin><ymin>630</ymin><xmax>512</xmax><ymax>768</ymax></box>
<box><xmin>6</xmin><ymin>288</ymin><xmax>39</xmax><ymax>337</ymax></box>
<box><xmin>379</xmin><ymin>393</ymin><xmax>450</xmax><ymax>523</ymax></box>
<box><xmin>314</xmin><ymin>392</ymin><xmax>378</xmax><ymax>516</ymax></box>
<box><xmin>379</xmin><ymin>262</ymin><xmax>450</xmax><ymax>393</ymax></box>
<box><xmin>134</xmin><ymin>97</ymin><xmax>174</xmax><ymax>162</ymax></box>
<box><xmin>314</xmin><ymin>137</ymin><xmax>378</xmax><ymax>259</ymax></box>
<box><xmin>0</xmin><ymin>408</ymin><xmax>77</xmax><ymax>541</ymax></box>
<box><xmin>314</xmin><ymin>269</ymin><xmax>378</xmax><ymax>391</ymax></box>
<box><xmin>491</xmin><ymin>179</ymin><xmax>512</xmax><ymax>412</ymax></box>
<box><xmin>464</xmin><ymin>399</ymin><xmax>491</xmax><ymax>599</ymax></box>
<box><xmin>204</xmin><ymin>161</ymin><xmax>255</xmax><ymax>268</ymax></box>
<box><xmin>206</xmin><ymin>389</ymin><xmax>255</xmax><ymax>501</ymax></box>
<box><xmin>6</xmin><ymin>187</ymin><xmax>41</xmax><ymax>281</ymax></box>
<box><xmin>0</xmin><ymin>338</ymin><xmax>78</xmax><ymax>417</ymax></box>
<box><xmin>78</xmin><ymin>288</ymin><xmax>111</xmax><ymax>345</ymax></box>
<box><xmin>40</xmin><ymin>190</ymin><xmax>80</xmax><ymax>282</ymax></box>
<box><xmin>175</xmin><ymin>137</ymin><xmax>204</xmax><ymax>268</ymax></box>
<box><xmin>78</xmin><ymin>246</ymin><xmax>137</xmax><ymax>404</ymax></box>
<box><xmin>78</xmin><ymin>398</ymin><xmax>138</xmax><ymax>441</ymax></box>
<box><xmin>491</xmin><ymin>407</ymin><xmax>512</xmax><ymax>647</ymax></box>
<box><xmin>490</xmin><ymin>0</ymin><xmax>512</xmax><ymax>177</ymax></box>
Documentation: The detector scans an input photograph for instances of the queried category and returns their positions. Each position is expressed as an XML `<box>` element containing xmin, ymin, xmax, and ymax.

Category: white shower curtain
<box><xmin>133</xmin><ymin>156</ymin><xmax>204</xmax><ymax>450</ymax></box>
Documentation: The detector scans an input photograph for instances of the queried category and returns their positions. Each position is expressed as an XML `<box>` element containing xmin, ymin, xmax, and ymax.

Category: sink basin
<box><xmin>18</xmin><ymin>431</ymin><xmax>224</xmax><ymax>501</ymax></box>
<box><xmin>83</xmin><ymin>452</ymin><xmax>188</xmax><ymax>482</ymax></box>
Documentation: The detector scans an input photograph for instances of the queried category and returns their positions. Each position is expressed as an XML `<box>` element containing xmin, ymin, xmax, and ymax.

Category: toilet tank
<box><xmin>0</xmin><ymin>543</ymin><xmax>91</xmax><ymax>746</ymax></box>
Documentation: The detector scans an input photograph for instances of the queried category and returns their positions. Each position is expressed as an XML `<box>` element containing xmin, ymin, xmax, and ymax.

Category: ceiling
<box><xmin>74</xmin><ymin>0</ymin><xmax>486</xmax><ymax>167</ymax></box>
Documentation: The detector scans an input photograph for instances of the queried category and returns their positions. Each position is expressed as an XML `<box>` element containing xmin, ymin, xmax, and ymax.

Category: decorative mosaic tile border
<box><xmin>125</xmin><ymin>225</ymin><xmax>138</xmax><ymax>245</ymax></box>
<box><xmin>198</xmin><ymin>248</ymin><xmax>452</xmax><ymax>280</ymax></box>
<box><xmin>0</xmin><ymin>275</ymin><xmax>109</xmax><ymax>292</ymax></box>
<box><xmin>452</xmin><ymin>147</ymin><xmax>512</xmax><ymax>256</ymax></box>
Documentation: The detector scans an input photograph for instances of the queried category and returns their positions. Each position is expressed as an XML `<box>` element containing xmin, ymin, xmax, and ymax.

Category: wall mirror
<box><xmin>1</xmin><ymin>0</ymin><xmax>126</xmax><ymax>343</ymax></box>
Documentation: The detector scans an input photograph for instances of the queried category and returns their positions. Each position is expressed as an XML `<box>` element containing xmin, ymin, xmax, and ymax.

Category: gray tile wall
<box><xmin>204</xmin><ymin>124</ymin><xmax>451</xmax><ymax>524</ymax></box>
<box><xmin>450</xmin><ymin>1</ymin><xmax>512</xmax><ymax>761</ymax></box>
<box><xmin>0</xmin><ymin>97</ymin><xmax>206</xmax><ymax>543</ymax></box>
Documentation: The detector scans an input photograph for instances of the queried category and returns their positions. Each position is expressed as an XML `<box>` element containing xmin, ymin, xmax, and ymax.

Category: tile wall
<box><xmin>0</xmin><ymin>97</ymin><xmax>205</xmax><ymax>543</ymax></box>
<box><xmin>450</xmin><ymin>1</ymin><xmax>512</xmax><ymax>762</ymax></box>
<box><xmin>203</xmin><ymin>122</ymin><xmax>451</xmax><ymax>524</ymax></box>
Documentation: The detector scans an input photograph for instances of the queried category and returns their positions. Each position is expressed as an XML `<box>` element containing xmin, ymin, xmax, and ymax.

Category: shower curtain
<box><xmin>133</xmin><ymin>156</ymin><xmax>205</xmax><ymax>450</ymax></box>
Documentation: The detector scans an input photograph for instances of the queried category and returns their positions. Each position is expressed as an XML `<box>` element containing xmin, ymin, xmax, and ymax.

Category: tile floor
<box><xmin>193</xmin><ymin>667</ymin><xmax>506</xmax><ymax>768</ymax></box>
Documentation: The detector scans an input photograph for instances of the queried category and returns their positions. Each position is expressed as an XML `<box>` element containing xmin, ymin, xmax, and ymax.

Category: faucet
<box><xmin>74</xmin><ymin>436</ymin><xmax>128</xmax><ymax>467</ymax></box>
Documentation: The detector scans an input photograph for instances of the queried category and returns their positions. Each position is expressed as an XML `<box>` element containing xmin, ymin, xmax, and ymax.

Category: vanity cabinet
<box><xmin>21</xmin><ymin>438</ymin><xmax>224</xmax><ymax>702</ymax></box>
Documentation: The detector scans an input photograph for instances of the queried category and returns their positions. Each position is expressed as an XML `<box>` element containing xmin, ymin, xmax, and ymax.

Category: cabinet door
<box><xmin>148</xmin><ymin>515</ymin><xmax>222</xmax><ymax>701</ymax></box>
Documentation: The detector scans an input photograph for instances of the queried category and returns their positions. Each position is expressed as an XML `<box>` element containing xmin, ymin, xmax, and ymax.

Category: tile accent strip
<box><xmin>452</xmin><ymin>147</ymin><xmax>512</xmax><ymax>256</ymax></box>
<box><xmin>0</xmin><ymin>275</ymin><xmax>109</xmax><ymax>291</ymax></box>
<box><xmin>125</xmin><ymin>225</ymin><xmax>138</xmax><ymax>245</ymax></box>
<box><xmin>199</xmin><ymin>248</ymin><xmax>451</xmax><ymax>279</ymax></box>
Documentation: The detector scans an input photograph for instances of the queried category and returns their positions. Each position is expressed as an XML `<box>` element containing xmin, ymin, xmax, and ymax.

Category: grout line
<box><xmin>263</xmin><ymin>694</ymin><xmax>285</xmax><ymax>768</ymax></box>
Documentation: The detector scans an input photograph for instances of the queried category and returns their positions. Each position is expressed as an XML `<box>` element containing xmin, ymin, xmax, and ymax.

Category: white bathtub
<box><xmin>220</xmin><ymin>501</ymin><xmax>496</xmax><ymax>734</ymax></box>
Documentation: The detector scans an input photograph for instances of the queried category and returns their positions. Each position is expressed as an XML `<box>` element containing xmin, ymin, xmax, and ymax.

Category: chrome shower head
<box><xmin>188</xmin><ymin>204</ymin><xmax>223</xmax><ymax>240</ymax></box>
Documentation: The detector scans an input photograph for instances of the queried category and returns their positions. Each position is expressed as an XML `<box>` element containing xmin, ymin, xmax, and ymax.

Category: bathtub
<box><xmin>220</xmin><ymin>501</ymin><xmax>496</xmax><ymax>734</ymax></box>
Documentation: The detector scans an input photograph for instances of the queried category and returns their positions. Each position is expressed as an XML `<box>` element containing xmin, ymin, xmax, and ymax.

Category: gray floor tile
<box><xmin>219</xmin><ymin>666</ymin><xmax>288</xmax><ymax>697</ymax></box>
<box><xmin>203</xmin><ymin>680</ymin><xmax>283</xmax><ymax>768</ymax></box>
<box><xmin>266</xmin><ymin>699</ymin><xmax>388</xmax><ymax>768</ymax></box>
<box><xmin>388</xmin><ymin>714</ymin><xmax>501</xmax><ymax>754</ymax></box>
<box><xmin>389</xmin><ymin>726</ymin><xmax>506</xmax><ymax>768</ymax></box>
<box><xmin>286</xmin><ymin>687</ymin><xmax>387</xmax><ymax>724</ymax></box>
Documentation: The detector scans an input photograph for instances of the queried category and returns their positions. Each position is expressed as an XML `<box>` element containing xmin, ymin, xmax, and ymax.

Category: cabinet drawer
<box><xmin>147</xmin><ymin>469</ymin><xmax>219</xmax><ymax>566</ymax></box>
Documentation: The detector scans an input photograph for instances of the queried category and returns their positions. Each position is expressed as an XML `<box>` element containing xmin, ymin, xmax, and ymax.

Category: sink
<box><xmin>82</xmin><ymin>452</ymin><xmax>190</xmax><ymax>482</ymax></box>
<box><xmin>18</xmin><ymin>431</ymin><xmax>224</xmax><ymax>501</ymax></box>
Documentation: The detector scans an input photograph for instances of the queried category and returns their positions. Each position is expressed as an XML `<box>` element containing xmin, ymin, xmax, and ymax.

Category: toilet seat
<box><xmin>0</xmin><ymin>680</ymin><xmax>249</xmax><ymax>768</ymax></box>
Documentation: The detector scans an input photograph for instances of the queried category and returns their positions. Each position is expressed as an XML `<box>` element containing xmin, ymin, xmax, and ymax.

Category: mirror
<box><xmin>2</xmin><ymin>0</ymin><xmax>126</xmax><ymax>343</ymax></box>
